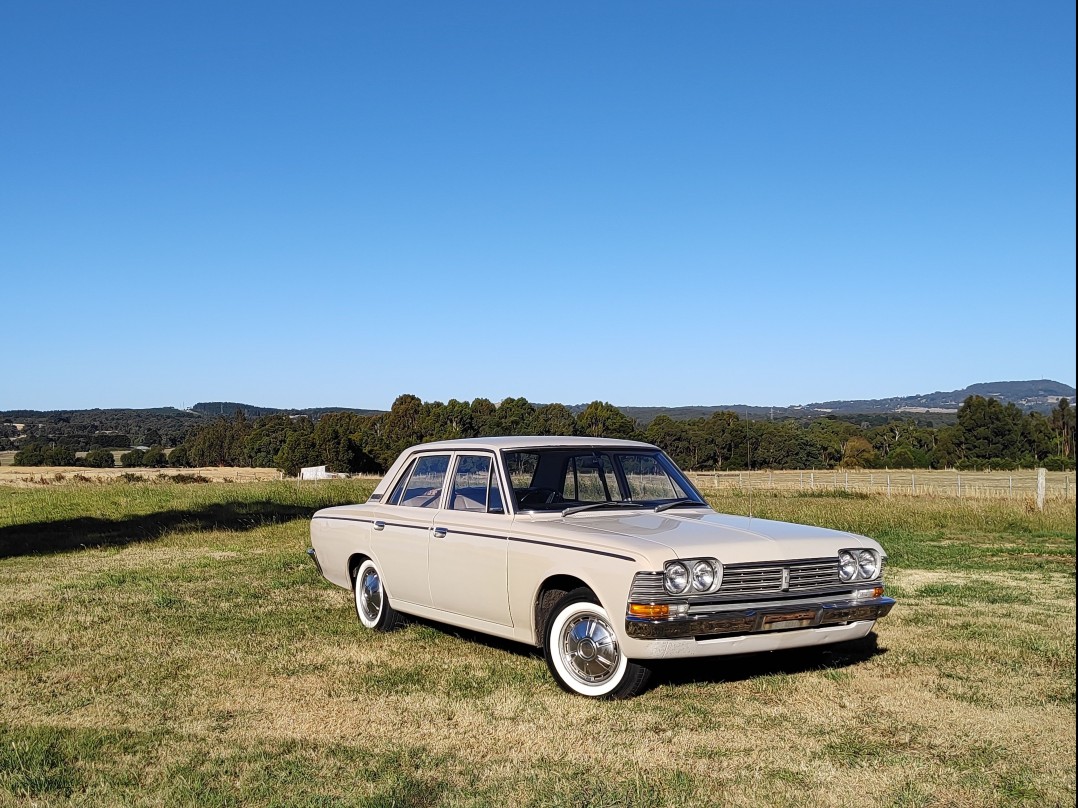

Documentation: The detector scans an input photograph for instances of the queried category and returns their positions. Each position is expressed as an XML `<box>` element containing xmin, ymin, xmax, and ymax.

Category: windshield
<box><xmin>503</xmin><ymin>448</ymin><xmax>706</xmax><ymax>512</ymax></box>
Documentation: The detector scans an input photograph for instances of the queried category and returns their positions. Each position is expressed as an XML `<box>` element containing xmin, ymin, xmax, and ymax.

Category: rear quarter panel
<box><xmin>311</xmin><ymin>511</ymin><xmax>372</xmax><ymax>590</ymax></box>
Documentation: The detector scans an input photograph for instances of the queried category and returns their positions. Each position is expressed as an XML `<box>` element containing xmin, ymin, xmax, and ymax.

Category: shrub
<box><xmin>168</xmin><ymin>445</ymin><xmax>191</xmax><ymax>468</ymax></box>
<box><xmin>120</xmin><ymin>449</ymin><xmax>145</xmax><ymax>468</ymax></box>
<box><xmin>169</xmin><ymin>473</ymin><xmax>211</xmax><ymax>484</ymax></box>
<box><xmin>1044</xmin><ymin>455</ymin><xmax>1076</xmax><ymax>471</ymax></box>
<box><xmin>13</xmin><ymin>443</ymin><xmax>46</xmax><ymax>466</ymax></box>
<box><xmin>43</xmin><ymin>446</ymin><xmax>76</xmax><ymax>466</ymax></box>
<box><xmin>83</xmin><ymin>448</ymin><xmax>116</xmax><ymax>468</ymax></box>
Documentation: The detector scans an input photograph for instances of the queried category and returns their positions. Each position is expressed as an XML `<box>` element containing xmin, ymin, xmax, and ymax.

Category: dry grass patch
<box><xmin>0</xmin><ymin>482</ymin><xmax>1075</xmax><ymax>806</ymax></box>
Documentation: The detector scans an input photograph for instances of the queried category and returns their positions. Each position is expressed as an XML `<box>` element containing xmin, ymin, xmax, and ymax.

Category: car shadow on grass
<box><xmin>0</xmin><ymin>501</ymin><xmax>332</xmax><ymax>559</ymax></box>
<box><xmin>404</xmin><ymin>615</ymin><xmax>542</xmax><ymax>660</ymax></box>
<box><xmin>648</xmin><ymin>632</ymin><xmax>887</xmax><ymax>688</ymax></box>
<box><xmin>397</xmin><ymin>615</ymin><xmax>885</xmax><ymax>693</ymax></box>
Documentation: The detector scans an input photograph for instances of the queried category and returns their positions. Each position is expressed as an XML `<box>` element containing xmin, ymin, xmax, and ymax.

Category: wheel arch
<box><xmin>347</xmin><ymin>552</ymin><xmax>370</xmax><ymax>588</ymax></box>
<box><xmin>533</xmin><ymin>574</ymin><xmax>596</xmax><ymax>648</ymax></box>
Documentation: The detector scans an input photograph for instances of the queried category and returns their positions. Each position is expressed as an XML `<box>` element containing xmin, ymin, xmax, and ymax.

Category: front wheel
<box><xmin>543</xmin><ymin>589</ymin><xmax>651</xmax><ymax>699</ymax></box>
<box><xmin>353</xmin><ymin>559</ymin><xmax>402</xmax><ymax>631</ymax></box>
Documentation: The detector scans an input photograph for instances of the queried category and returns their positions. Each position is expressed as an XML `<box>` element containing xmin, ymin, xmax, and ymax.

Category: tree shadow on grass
<box><xmin>0</xmin><ymin>500</ymin><xmax>349</xmax><ymax>559</ymax></box>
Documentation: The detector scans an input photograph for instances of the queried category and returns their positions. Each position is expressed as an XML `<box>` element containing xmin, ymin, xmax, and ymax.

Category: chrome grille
<box><xmin>720</xmin><ymin>558</ymin><xmax>838</xmax><ymax>596</ymax></box>
<box><xmin>627</xmin><ymin>573</ymin><xmax>666</xmax><ymax>601</ymax></box>
<box><xmin>628</xmin><ymin>557</ymin><xmax>858</xmax><ymax>604</ymax></box>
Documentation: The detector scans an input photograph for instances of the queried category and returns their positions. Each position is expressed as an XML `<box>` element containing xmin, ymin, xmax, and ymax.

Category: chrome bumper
<box><xmin>305</xmin><ymin>547</ymin><xmax>323</xmax><ymax>576</ymax></box>
<box><xmin>625</xmin><ymin>595</ymin><xmax>895</xmax><ymax>640</ymax></box>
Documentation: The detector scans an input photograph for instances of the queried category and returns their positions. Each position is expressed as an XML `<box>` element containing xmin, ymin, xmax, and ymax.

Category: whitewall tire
<box><xmin>353</xmin><ymin>559</ymin><xmax>402</xmax><ymax>631</ymax></box>
<box><xmin>543</xmin><ymin>588</ymin><xmax>651</xmax><ymax>699</ymax></box>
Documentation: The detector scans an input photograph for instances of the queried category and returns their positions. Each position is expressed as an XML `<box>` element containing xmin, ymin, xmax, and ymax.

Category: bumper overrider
<box><xmin>625</xmin><ymin>593</ymin><xmax>895</xmax><ymax>640</ymax></box>
<box><xmin>305</xmin><ymin>547</ymin><xmax>323</xmax><ymax>576</ymax></box>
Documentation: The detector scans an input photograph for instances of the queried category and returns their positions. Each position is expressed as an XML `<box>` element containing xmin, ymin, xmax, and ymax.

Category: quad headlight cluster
<box><xmin>838</xmin><ymin>549</ymin><xmax>880</xmax><ymax>582</ymax></box>
<box><xmin>663</xmin><ymin>558</ymin><xmax>723</xmax><ymax>595</ymax></box>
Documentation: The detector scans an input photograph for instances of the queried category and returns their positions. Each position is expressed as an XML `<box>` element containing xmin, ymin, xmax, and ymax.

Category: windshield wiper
<box><xmin>561</xmin><ymin>501</ymin><xmax>645</xmax><ymax>517</ymax></box>
<box><xmin>653</xmin><ymin>498</ymin><xmax>705</xmax><ymax>512</ymax></box>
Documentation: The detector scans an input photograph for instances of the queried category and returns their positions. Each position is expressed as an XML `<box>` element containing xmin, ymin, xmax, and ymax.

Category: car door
<box><xmin>370</xmin><ymin>453</ymin><xmax>450</xmax><ymax>608</ymax></box>
<box><xmin>427</xmin><ymin>453</ymin><xmax>513</xmax><ymax>626</ymax></box>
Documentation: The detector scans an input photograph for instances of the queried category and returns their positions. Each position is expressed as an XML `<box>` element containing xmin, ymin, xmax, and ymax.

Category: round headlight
<box><xmin>838</xmin><ymin>551</ymin><xmax>857</xmax><ymax>582</ymax></box>
<box><xmin>857</xmin><ymin>550</ymin><xmax>879</xmax><ymax>580</ymax></box>
<box><xmin>691</xmin><ymin>560</ymin><xmax>716</xmax><ymax>592</ymax></box>
<box><xmin>664</xmin><ymin>562</ymin><xmax>689</xmax><ymax>594</ymax></box>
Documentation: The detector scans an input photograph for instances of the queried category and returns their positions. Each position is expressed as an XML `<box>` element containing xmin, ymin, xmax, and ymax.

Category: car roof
<box><xmin>404</xmin><ymin>435</ymin><xmax>655</xmax><ymax>452</ymax></box>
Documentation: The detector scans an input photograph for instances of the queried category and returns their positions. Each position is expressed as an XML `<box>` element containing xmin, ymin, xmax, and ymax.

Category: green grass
<box><xmin>705</xmin><ymin>489</ymin><xmax>1075</xmax><ymax>573</ymax></box>
<box><xmin>0</xmin><ymin>481</ymin><xmax>1075</xmax><ymax>807</ymax></box>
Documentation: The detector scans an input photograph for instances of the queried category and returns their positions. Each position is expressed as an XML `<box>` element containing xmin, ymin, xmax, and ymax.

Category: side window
<box><xmin>570</xmin><ymin>454</ymin><xmax>619</xmax><ymax>502</ymax></box>
<box><xmin>487</xmin><ymin>464</ymin><xmax>504</xmax><ymax>513</ymax></box>
<box><xmin>450</xmin><ymin>455</ymin><xmax>491</xmax><ymax>512</ymax></box>
<box><xmin>622</xmin><ymin>454</ymin><xmax>679</xmax><ymax>500</ymax></box>
<box><xmin>504</xmin><ymin>451</ymin><xmax>539</xmax><ymax>490</ymax></box>
<box><xmin>399</xmin><ymin>455</ymin><xmax>450</xmax><ymax>509</ymax></box>
<box><xmin>386</xmin><ymin>459</ymin><xmax>416</xmax><ymax>506</ymax></box>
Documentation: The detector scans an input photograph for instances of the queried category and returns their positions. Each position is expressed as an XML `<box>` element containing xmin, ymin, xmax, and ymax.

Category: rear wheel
<box><xmin>543</xmin><ymin>588</ymin><xmax>651</xmax><ymax>699</ymax></box>
<box><xmin>353</xmin><ymin>559</ymin><xmax>402</xmax><ymax>631</ymax></box>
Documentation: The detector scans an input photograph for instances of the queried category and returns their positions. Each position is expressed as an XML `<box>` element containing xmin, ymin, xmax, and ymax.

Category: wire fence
<box><xmin>687</xmin><ymin>469</ymin><xmax>1074</xmax><ymax>501</ymax></box>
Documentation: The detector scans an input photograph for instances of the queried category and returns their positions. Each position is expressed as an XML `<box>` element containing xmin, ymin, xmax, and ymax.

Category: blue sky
<box><xmin>2</xmin><ymin>1</ymin><xmax>1074</xmax><ymax>411</ymax></box>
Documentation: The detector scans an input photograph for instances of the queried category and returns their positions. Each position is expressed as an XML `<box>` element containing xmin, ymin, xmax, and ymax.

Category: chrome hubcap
<box><xmin>560</xmin><ymin>613</ymin><xmax>620</xmax><ymax>684</ymax></box>
<box><xmin>359</xmin><ymin>568</ymin><xmax>382</xmax><ymax>622</ymax></box>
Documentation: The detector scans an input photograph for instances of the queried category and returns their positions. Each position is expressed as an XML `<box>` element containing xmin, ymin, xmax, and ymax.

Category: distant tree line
<box><xmin>1</xmin><ymin>409</ymin><xmax>196</xmax><ymax>450</ymax></box>
<box><xmin>151</xmin><ymin>394</ymin><xmax>1074</xmax><ymax>475</ymax></box>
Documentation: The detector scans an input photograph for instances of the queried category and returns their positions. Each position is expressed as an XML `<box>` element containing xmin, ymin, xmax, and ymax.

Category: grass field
<box><xmin>0</xmin><ymin>480</ymin><xmax>1074</xmax><ymax>807</ymax></box>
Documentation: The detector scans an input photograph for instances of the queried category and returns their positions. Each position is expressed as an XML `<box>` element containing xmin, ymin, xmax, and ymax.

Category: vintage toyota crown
<box><xmin>308</xmin><ymin>437</ymin><xmax>894</xmax><ymax>698</ymax></box>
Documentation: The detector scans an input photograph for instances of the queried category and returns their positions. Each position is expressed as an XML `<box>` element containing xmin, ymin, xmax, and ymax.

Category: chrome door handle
<box><xmin>432</xmin><ymin>527</ymin><xmax>447</xmax><ymax>539</ymax></box>
<box><xmin>373</xmin><ymin>521</ymin><xmax>385</xmax><ymax>531</ymax></box>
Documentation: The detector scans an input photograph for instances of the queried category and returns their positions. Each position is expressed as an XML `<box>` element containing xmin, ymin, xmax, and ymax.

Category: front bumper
<box><xmin>305</xmin><ymin>547</ymin><xmax>323</xmax><ymax>576</ymax></box>
<box><xmin>625</xmin><ymin>595</ymin><xmax>895</xmax><ymax>640</ymax></box>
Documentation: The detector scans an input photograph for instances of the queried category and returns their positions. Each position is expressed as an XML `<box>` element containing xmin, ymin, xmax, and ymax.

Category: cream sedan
<box><xmin>308</xmin><ymin>437</ymin><xmax>894</xmax><ymax>699</ymax></box>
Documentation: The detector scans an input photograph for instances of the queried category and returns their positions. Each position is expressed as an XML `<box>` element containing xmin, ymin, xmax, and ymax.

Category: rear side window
<box><xmin>398</xmin><ymin>455</ymin><xmax>450</xmax><ymax>508</ymax></box>
<box><xmin>450</xmin><ymin>455</ymin><xmax>492</xmax><ymax>511</ymax></box>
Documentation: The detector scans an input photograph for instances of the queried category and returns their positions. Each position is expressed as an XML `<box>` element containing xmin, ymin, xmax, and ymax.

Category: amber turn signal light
<box><xmin>628</xmin><ymin>603</ymin><xmax>670</xmax><ymax>618</ymax></box>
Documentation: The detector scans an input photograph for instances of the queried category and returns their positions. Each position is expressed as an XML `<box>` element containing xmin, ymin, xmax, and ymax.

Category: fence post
<box><xmin>911</xmin><ymin>473</ymin><xmax>915</xmax><ymax>494</ymax></box>
<box><xmin>739</xmin><ymin>472</ymin><xmax>742</xmax><ymax>490</ymax></box>
<box><xmin>800</xmin><ymin>471</ymin><xmax>803</xmax><ymax>490</ymax></box>
<box><xmin>1009</xmin><ymin>476</ymin><xmax>1013</xmax><ymax>498</ymax></box>
<box><xmin>886</xmin><ymin>475</ymin><xmax>891</xmax><ymax>497</ymax></box>
<box><xmin>957</xmin><ymin>474</ymin><xmax>961</xmax><ymax>497</ymax></box>
<box><xmin>844</xmin><ymin>472</ymin><xmax>848</xmax><ymax>491</ymax></box>
<box><xmin>1037</xmin><ymin>468</ymin><xmax>1046</xmax><ymax>511</ymax></box>
<box><xmin>810</xmin><ymin>472</ymin><xmax>814</xmax><ymax>490</ymax></box>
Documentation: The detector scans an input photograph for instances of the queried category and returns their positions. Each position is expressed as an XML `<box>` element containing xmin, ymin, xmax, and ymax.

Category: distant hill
<box><xmin>802</xmin><ymin>379</ymin><xmax>1074</xmax><ymax>415</ymax></box>
<box><xmin>191</xmin><ymin>402</ymin><xmax>385</xmax><ymax>419</ymax></box>
<box><xmin>616</xmin><ymin>379</ymin><xmax>1075</xmax><ymax>425</ymax></box>
<box><xmin>0</xmin><ymin>402</ymin><xmax>387</xmax><ymax>450</ymax></box>
<box><xmin>3</xmin><ymin>381</ymin><xmax>1071</xmax><ymax>445</ymax></box>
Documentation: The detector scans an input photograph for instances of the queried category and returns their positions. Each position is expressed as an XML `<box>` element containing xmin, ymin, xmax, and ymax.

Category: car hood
<box><xmin>517</xmin><ymin>508</ymin><xmax>881</xmax><ymax>566</ymax></box>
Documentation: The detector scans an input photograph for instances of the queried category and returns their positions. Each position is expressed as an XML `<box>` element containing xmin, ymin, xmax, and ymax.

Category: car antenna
<box><xmin>746</xmin><ymin>408</ymin><xmax>752</xmax><ymax>519</ymax></box>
